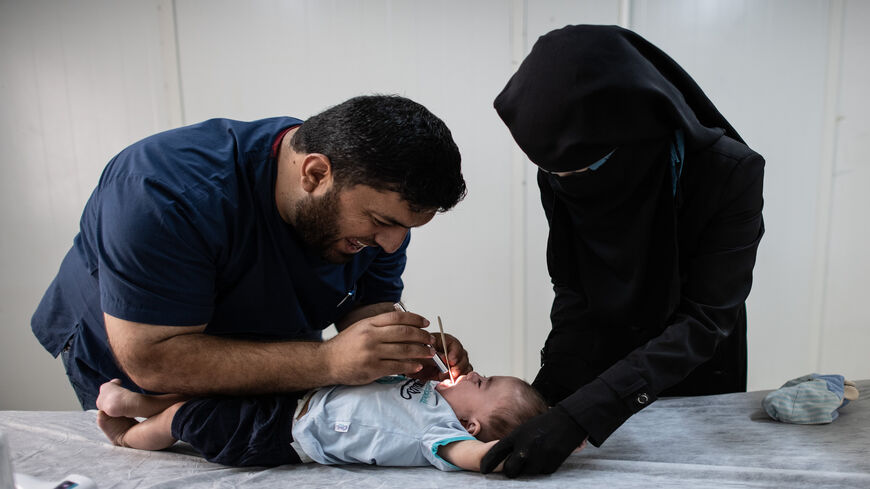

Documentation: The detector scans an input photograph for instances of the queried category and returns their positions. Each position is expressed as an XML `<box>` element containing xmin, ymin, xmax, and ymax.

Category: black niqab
<box><xmin>494</xmin><ymin>25</ymin><xmax>745</xmax><ymax>399</ymax></box>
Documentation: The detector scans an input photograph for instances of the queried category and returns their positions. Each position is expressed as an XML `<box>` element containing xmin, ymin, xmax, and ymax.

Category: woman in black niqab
<box><xmin>481</xmin><ymin>25</ymin><xmax>765</xmax><ymax>477</ymax></box>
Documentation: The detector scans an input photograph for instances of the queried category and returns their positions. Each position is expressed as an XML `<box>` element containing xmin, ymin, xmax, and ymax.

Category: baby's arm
<box><xmin>437</xmin><ymin>439</ymin><xmax>501</xmax><ymax>472</ymax></box>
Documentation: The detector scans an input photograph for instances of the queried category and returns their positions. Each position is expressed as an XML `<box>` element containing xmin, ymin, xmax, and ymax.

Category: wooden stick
<box><xmin>437</xmin><ymin>316</ymin><xmax>455</xmax><ymax>383</ymax></box>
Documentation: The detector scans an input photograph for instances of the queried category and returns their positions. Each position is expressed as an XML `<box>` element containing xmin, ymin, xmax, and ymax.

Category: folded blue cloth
<box><xmin>762</xmin><ymin>374</ymin><xmax>858</xmax><ymax>424</ymax></box>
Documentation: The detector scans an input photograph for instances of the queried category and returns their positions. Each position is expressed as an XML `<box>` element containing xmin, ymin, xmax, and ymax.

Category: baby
<box><xmin>96</xmin><ymin>371</ymin><xmax>548</xmax><ymax>472</ymax></box>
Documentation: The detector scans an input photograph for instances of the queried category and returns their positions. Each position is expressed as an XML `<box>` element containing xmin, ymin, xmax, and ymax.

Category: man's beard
<box><xmin>291</xmin><ymin>188</ymin><xmax>347</xmax><ymax>263</ymax></box>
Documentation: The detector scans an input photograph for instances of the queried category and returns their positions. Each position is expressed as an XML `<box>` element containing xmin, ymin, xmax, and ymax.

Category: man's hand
<box><xmin>480</xmin><ymin>405</ymin><xmax>587</xmax><ymax>477</ymax></box>
<box><xmin>322</xmin><ymin>310</ymin><xmax>437</xmax><ymax>385</ymax></box>
<box><xmin>410</xmin><ymin>332</ymin><xmax>472</xmax><ymax>381</ymax></box>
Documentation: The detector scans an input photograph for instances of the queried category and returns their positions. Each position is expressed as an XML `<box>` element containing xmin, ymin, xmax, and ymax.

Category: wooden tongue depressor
<box><xmin>437</xmin><ymin>316</ymin><xmax>455</xmax><ymax>384</ymax></box>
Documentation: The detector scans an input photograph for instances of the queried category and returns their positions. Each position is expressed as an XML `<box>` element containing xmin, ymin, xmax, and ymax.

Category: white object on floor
<box><xmin>2</xmin><ymin>429</ymin><xmax>96</xmax><ymax>489</ymax></box>
<box><xmin>13</xmin><ymin>473</ymin><xmax>96</xmax><ymax>489</ymax></box>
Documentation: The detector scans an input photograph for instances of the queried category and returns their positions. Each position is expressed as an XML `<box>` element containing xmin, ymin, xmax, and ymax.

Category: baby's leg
<box><xmin>96</xmin><ymin>379</ymin><xmax>188</xmax><ymax>418</ymax></box>
<box><xmin>96</xmin><ymin>379</ymin><xmax>189</xmax><ymax>451</ymax></box>
<box><xmin>97</xmin><ymin>401</ymin><xmax>184</xmax><ymax>450</ymax></box>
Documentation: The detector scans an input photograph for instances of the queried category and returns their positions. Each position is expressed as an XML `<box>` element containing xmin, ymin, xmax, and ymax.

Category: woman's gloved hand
<box><xmin>480</xmin><ymin>404</ymin><xmax>587</xmax><ymax>477</ymax></box>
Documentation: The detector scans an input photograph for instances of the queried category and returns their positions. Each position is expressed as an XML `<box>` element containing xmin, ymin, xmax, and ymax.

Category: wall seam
<box><xmin>158</xmin><ymin>0</ymin><xmax>185</xmax><ymax>127</ymax></box>
<box><xmin>810</xmin><ymin>0</ymin><xmax>845</xmax><ymax>372</ymax></box>
<box><xmin>510</xmin><ymin>0</ymin><xmax>528</xmax><ymax>380</ymax></box>
<box><xmin>618</xmin><ymin>0</ymin><xmax>632</xmax><ymax>28</ymax></box>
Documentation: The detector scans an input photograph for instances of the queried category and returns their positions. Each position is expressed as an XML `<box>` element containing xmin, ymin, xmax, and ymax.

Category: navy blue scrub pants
<box><xmin>170</xmin><ymin>393</ymin><xmax>305</xmax><ymax>467</ymax></box>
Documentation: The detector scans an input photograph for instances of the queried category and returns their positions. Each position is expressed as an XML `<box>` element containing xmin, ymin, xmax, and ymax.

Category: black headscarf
<box><xmin>495</xmin><ymin>24</ymin><xmax>742</xmax><ymax>171</ymax></box>
<box><xmin>494</xmin><ymin>25</ymin><xmax>744</xmax><ymax>397</ymax></box>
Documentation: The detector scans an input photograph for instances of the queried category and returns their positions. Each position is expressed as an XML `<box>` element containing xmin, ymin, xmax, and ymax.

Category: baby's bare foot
<box><xmin>96</xmin><ymin>379</ymin><xmax>138</xmax><ymax>418</ymax></box>
<box><xmin>96</xmin><ymin>410</ymin><xmax>138</xmax><ymax>447</ymax></box>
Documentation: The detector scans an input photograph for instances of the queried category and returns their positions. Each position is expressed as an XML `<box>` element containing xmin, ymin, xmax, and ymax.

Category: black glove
<box><xmin>480</xmin><ymin>404</ymin><xmax>587</xmax><ymax>477</ymax></box>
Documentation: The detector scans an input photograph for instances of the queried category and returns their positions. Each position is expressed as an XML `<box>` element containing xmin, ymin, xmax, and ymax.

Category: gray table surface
<box><xmin>2</xmin><ymin>379</ymin><xmax>868</xmax><ymax>488</ymax></box>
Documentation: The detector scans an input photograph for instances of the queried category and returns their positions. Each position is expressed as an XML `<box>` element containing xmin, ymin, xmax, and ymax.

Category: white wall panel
<box><xmin>174</xmin><ymin>0</ymin><xmax>520</xmax><ymax>377</ymax></box>
<box><xmin>0</xmin><ymin>0</ymin><xmax>178</xmax><ymax>409</ymax></box>
<box><xmin>819</xmin><ymin>0</ymin><xmax>870</xmax><ymax>379</ymax></box>
<box><xmin>522</xmin><ymin>0</ymin><xmax>624</xmax><ymax>383</ymax></box>
<box><xmin>630</xmin><ymin>0</ymin><xmax>832</xmax><ymax>390</ymax></box>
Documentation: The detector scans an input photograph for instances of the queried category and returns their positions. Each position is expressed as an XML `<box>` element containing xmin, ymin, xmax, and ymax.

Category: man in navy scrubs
<box><xmin>32</xmin><ymin>95</ymin><xmax>471</xmax><ymax>409</ymax></box>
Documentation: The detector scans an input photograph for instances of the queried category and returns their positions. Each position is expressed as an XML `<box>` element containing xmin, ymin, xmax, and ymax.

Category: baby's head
<box><xmin>435</xmin><ymin>371</ymin><xmax>548</xmax><ymax>442</ymax></box>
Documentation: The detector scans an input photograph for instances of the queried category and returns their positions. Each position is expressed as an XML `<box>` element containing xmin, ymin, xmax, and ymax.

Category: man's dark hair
<box><xmin>290</xmin><ymin>94</ymin><xmax>466</xmax><ymax>212</ymax></box>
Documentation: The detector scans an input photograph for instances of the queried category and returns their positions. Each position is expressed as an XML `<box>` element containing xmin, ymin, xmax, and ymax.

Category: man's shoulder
<box><xmin>132</xmin><ymin>116</ymin><xmax>303</xmax><ymax>153</ymax></box>
<box><xmin>103</xmin><ymin>116</ymin><xmax>303</xmax><ymax>193</ymax></box>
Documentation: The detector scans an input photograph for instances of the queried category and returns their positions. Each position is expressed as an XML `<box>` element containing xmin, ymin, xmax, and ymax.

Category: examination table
<box><xmin>1</xmin><ymin>379</ymin><xmax>868</xmax><ymax>488</ymax></box>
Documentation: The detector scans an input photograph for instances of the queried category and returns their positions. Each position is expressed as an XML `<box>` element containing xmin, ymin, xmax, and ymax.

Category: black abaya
<box><xmin>494</xmin><ymin>25</ymin><xmax>765</xmax><ymax>445</ymax></box>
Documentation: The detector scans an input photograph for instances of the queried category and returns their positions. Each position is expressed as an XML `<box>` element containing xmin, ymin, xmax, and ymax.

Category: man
<box><xmin>32</xmin><ymin>94</ymin><xmax>471</xmax><ymax>409</ymax></box>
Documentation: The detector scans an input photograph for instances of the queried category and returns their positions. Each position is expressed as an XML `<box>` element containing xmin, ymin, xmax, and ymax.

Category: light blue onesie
<box><xmin>291</xmin><ymin>376</ymin><xmax>475</xmax><ymax>471</ymax></box>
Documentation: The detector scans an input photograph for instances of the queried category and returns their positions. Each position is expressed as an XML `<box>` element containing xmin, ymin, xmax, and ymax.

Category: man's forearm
<box><xmin>109</xmin><ymin>321</ymin><xmax>336</xmax><ymax>395</ymax></box>
<box><xmin>142</xmin><ymin>334</ymin><xmax>333</xmax><ymax>395</ymax></box>
<box><xmin>105</xmin><ymin>308</ymin><xmax>435</xmax><ymax>395</ymax></box>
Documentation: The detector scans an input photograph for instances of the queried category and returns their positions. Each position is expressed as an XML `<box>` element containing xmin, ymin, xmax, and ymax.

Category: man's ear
<box><xmin>461</xmin><ymin>417</ymin><xmax>481</xmax><ymax>437</ymax></box>
<box><xmin>299</xmin><ymin>153</ymin><xmax>333</xmax><ymax>194</ymax></box>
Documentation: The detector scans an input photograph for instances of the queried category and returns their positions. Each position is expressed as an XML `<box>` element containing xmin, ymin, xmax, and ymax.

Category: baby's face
<box><xmin>435</xmin><ymin>371</ymin><xmax>523</xmax><ymax>422</ymax></box>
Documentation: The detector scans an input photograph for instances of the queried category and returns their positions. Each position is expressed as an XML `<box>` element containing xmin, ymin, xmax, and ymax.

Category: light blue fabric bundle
<box><xmin>762</xmin><ymin>374</ymin><xmax>859</xmax><ymax>424</ymax></box>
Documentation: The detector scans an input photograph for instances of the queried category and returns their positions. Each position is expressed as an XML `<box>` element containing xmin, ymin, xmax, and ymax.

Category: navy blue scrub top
<box><xmin>32</xmin><ymin>117</ymin><xmax>408</xmax><ymax>391</ymax></box>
